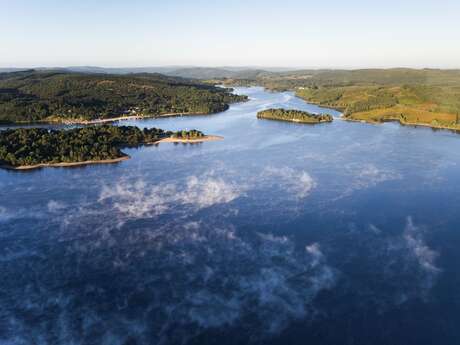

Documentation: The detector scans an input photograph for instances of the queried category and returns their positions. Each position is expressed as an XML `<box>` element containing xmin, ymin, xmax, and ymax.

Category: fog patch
<box><xmin>336</xmin><ymin>163</ymin><xmax>401</xmax><ymax>199</ymax></box>
<box><xmin>403</xmin><ymin>217</ymin><xmax>440</xmax><ymax>275</ymax></box>
<box><xmin>37</xmin><ymin>214</ymin><xmax>338</xmax><ymax>343</ymax></box>
<box><xmin>0</xmin><ymin>205</ymin><xmax>45</xmax><ymax>223</ymax></box>
<box><xmin>383</xmin><ymin>217</ymin><xmax>441</xmax><ymax>300</ymax></box>
<box><xmin>373</xmin><ymin>218</ymin><xmax>440</xmax><ymax>304</ymax></box>
<box><xmin>98</xmin><ymin>174</ymin><xmax>242</xmax><ymax>220</ymax></box>
<box><xmin>0</xmin><ymin>206</ymin><xmax>13</xmax><ymax>223</ymax></box>
<box><xmin>182</xmin><ymin>176</ymin><xmax>241</xmax><ymax>208</ymax></box>
<box><xmin>47</xmin><ymin>200</ymin><xmax>66</xmax><ymax>213</ymax></box>
<box><xmin>263</xmin><ymin>166</ymin><xmax>316</xmax><ymax>198</ymax></box>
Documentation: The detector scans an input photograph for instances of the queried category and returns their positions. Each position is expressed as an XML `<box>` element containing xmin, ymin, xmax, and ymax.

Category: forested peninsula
<box><xmin>257</xmin><ymin>108</ymin><xmax>333</xmax><ymax>124</ymax></box>
<box><xmin>0</xmin><ymin>125</ymin><xmax>216</xmax><ymax>170</ymax></box>
<box><xmin>0</xmin><ymin>70</ymin><xmax>247</xmax><ymax>124</ymax></box>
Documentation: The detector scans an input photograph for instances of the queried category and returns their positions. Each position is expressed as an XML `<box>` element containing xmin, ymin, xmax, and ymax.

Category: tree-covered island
<box><xmin>0</xmin><ymin>125</ymin><xmax>215</xmax><ymax>170</ymax></box>
<box><xmin>257</xmin><ymin>108</ymin><xmax>333</xmax><ymax>124</ymax></box>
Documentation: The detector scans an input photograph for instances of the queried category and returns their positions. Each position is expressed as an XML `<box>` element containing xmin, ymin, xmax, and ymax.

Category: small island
<box><xmin>257</xmin><ymin>108</ymin><xmax>333</xmax><ymax>124</ymax></box>
<box><xmin>0</xmin><ymin>125</ymin><xmax>220</xmax><ymax>170</ymax></box>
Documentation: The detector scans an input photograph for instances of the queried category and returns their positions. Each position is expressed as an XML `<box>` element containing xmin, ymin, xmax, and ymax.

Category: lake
<box><xmin>1</xmin><ymin>87</ymin><xmax>460</xmax><ymax>344</ymax></box>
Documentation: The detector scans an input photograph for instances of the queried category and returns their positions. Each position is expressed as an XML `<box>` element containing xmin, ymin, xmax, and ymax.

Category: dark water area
<box><xmin>1</xmin><ymin>87</ymin><xmax>460</xmax><ymax>344</ymax></box>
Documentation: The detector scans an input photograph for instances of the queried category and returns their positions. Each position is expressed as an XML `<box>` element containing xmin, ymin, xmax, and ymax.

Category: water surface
<box><xmin>1</xmin><ymin>87</ymin><xmax>460</xmax><ymax>345</ymax></box>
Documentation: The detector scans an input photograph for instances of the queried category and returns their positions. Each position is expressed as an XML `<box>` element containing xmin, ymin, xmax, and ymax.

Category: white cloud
<box><xmin>175</xmin><ymin>233</ymin><xmax>338</xmax><ymax>336</ymax></box>
<box><xmin>403</xmin><ymin>217</ymin><xmax>440</xmax><ymax>274</ymax></box>
<box><xmin>47</xmin><ymin>200</ymin><xmax>66</xmax><ymax>213</ymax></box>
<box><xmin>335</xmin><ymin>163</ymin><xmax>401</xmax><ymax>200</ymax></box>
<box><xmin>368</xmin><ymin>224</ymin><xmax>382</xmax><ymax>235</ymax></box>
<box><xmin>380</xmin><ymin>217</ymin><xmax>441</xmax><ymax>302</ymax></box>
<box><xmin>356</xmin><ymin>164</ymin><xmax>401</xmax><ymax>187</ymax></box>
<box><xmin>98</xmin><ymin>175</ymin><xmax>242</xmax><ymax>220</ymax></box>
<box><xmin>0</xmin><ymin>206</ymin><xmax>12</xmax><ymax>223</ymax></box>
<box><xmin>181</xmin><ymin>176</ymin><xmax>241</xmax><ymax>208</ymax></box>
<box><xmin>263</xmin><ymin>167</ymin><xmax>316</xmax><ymax>198</ymax></box>
<box><xmin>306</xmin><ymin>243</ymin><xmax>323</xmax><ymax>267</ymax></box>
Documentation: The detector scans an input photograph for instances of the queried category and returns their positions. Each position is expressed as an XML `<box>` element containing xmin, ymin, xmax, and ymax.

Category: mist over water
<box><xmin>1</xmin><ymin>87</ymin><xmax>460</xmax><ymax>344</ymax></box>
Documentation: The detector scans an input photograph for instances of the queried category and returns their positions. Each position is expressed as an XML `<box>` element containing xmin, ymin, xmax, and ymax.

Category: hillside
<box><xmin>222</xmin><ymin>68</ymin><xmax>460</xmax><ymax>130</ymax></box>
<box><xmin>0</xmin><ymin>70</ymin><xmax>247</xmax><ymax>123</ymax></box>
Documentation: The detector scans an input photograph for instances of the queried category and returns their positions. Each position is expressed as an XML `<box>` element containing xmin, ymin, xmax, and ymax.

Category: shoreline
<box><xmin>3</xmin><ymin>112</ymin><xmax>217</xmax><ymax>126</ymax></box>
<box><xmin>257</xmin><ymin>115</ymin><xmax>334</xmax><ymax>125</ymax></box>
<box><xmin>341</xmin><ymin>115</ymin><xmax>460</xmax><ymax>132</ymax></box>
<box><xmin>1</xmin><ymin>155</ymin><xmax>130</xmax><ymax>171</ymax></box>
<box><xmin>1</xmin><ymin>135</ymin><xmax>224</xmax><ymax>171</ymax></box>
<box><xmin>156</xmin><ymin>135</ymin><xmax>224</xmax><ymax>143</ymax></box>
<box><xmin>59</xmin><ymin>112</ymin><xmax>211</xmax><ymax>125</ymax></box>
<box><xmin>296</xmin><ymin>93</ymin><xmax>460</xmax><ymax>132</ymax></box>
<box><xmin>257</xmin><ymin>116</ymin><xmax>332</xmax><ymax>124</ymax></box>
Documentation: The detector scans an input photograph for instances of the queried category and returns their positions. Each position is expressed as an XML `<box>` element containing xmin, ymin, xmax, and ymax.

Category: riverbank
<box><xmin>157</xmin><ymin>135</ymin><xmax>224</xmax><ymax>143</ymax></box>
<box><xmin>1</xmin><ymin>134</ymin><xmax>224</xmax><ymax>171</ymax></box>
<box><xmin>1</xmin><ymin>155</ymin><xmax>130</xmax><ymax>171</ymax></box>
<box><xmin>341</xmin><ymin>115</ymin><xmax>460</xmax><ymax>132</ymax></box>
<box><xmin>55</xmin><ymin>112</ymin><xmax>212</xmax><ymax>125</ymax></box>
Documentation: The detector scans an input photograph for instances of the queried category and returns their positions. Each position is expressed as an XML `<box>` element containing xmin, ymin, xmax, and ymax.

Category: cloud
<box><xmin>306</xmin><ymin>243</ymin><xmax>324</xmax><ymax>267</ymax></box>
<box><xmin>99</xmin><ymin>180</ymin><xmax>171</xmax><ymax>218</ymax></box>
<box><xmin>340</xmin><ymin>217</ymin><xmax>442</xmax><ymax>310</ymax></box>
<box><xmin>181</xmin><ymin>176</ymin><xmax>241</xmax><ymax>208</ymax></box>
<box><xmin>368</xmin><ymin>224</ymin><xmax>382</xmax><ymax>235</ymax></box>
<box><xmin>4</xmin><ymin>219</ymin><xmax>337</xmax><ymax>344</ymax></box>
<box><xmin>0</xmin><ymin>206</ymin><xmax>13</xmax><ymax>223</ymax></box>
<box><xmin>403</xmin><ymin>217</ymin><xmax>440</xmax><ymax>274</ymax></box>
<box><xmin>263</xmin><ymin>167</ymin><xmax>316</xmax><ymax>198</ymax></box>
<box><xmin>355</xmin><ymin>163</ymin><xmax>401</xmax><ymax>187</ymax></box>
<box><xmin>382</xmin><ymin>217</ymin><xmax>441</xmax><ymax>302</ymax></box>
<box><xmin>98</xmin><ymin>175</ymin><xmax>242</xmax><ymax>220</ymax></box>
<box><xmin>0</xmin><ymin>205</ymin><xmax>45</xmax><ymax>223</ymax></box>
<box><xmin>334</xmin><ymin>163</ymin><xmax>401</xmax><ymax>200</ymax></box>
<box><xmin>47</xmin><ymin>200</ymin><xmax>66</xmax><ymax>213</ymax></box>
<box><xmin>170</xmin><ymin>231</ymin><xmax>338</xmax><ymax>338</ymax></box>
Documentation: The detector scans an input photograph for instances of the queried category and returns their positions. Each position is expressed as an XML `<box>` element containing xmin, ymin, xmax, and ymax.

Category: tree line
<box><xmin>257</xmin><ymin>108</ymin><xmax>333</xmax><ymax>123</ymax></box>
<box><xmin>0</xmin><ymin>125</ymin><xmax>205</xmax><ymax>167</ymax></box>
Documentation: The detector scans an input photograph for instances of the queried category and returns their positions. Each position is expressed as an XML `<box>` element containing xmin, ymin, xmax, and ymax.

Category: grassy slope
<box><xmin>296</xmin><ymin>84</ymin><xmax>460</xmax><ymax>129</ymax></box>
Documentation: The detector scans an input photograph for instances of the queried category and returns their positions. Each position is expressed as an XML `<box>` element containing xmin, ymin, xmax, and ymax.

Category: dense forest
<box><xmin>257</xmin><ymin>108</ymin><xmax>333</xmax><ymax>123</ymax></box>
<box><xmin>0</xmin><ymin>70</ymin><xmax>247</xmax><ymax>123</ymax></box>
<box><xmin>0</xmin><ymin>125</ymin><xmax>205</xmax><ymax>167</ymax></box>
<box><xmin>171</xmin><ymin>129</ymin><xmax>204</xmax><ymax>139</ymax></box>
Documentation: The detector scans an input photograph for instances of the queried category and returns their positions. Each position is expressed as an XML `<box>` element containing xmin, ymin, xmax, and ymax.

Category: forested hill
<box><xmin>0</xmin><ymin>70</ymin><xmax>247</xmax><ymax>123</ymax></box>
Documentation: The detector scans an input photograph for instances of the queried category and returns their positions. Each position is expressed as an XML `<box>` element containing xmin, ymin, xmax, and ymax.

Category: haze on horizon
<box><xmin>1</xmin><ymin>0</ymin><xmax>460</xmax><ymax>69</ymax></box>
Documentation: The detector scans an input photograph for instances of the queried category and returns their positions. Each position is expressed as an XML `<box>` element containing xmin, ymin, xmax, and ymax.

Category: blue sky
<box><xmin>1</xmin><ymin>0</ymin><xmax>459</xmax><ymax>68</ymax></box>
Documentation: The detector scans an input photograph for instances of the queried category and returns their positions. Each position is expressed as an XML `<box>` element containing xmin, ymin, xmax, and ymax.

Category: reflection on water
<box><xmin>1</xmin><ymin>87</ymin><xmax>460</xmax><ymax>344</ymax></box>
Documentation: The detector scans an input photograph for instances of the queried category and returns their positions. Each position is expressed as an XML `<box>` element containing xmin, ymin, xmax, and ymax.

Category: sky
<box><xmin>1</xmin><ymin>0</ymin><xmax>460</xmax><ymax>69</ymax></box>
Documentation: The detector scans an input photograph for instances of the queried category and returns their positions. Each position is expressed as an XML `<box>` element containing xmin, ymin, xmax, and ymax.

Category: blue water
<box><xmin>1</xmin><ymin>87</ymin><xmax>460</xmax><ymax>344</ymax></box>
